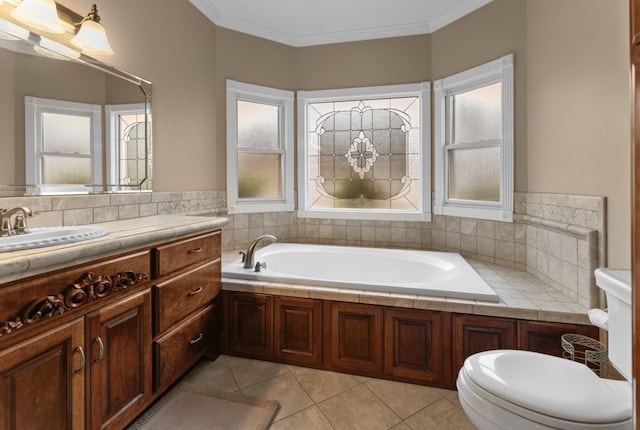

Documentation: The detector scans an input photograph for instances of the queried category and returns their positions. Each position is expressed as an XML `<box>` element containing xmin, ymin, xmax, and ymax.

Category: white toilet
<box><xmin>456</xmin><ymin>269</ymin><xmax>633</xmax><ymax>430</ymax></box>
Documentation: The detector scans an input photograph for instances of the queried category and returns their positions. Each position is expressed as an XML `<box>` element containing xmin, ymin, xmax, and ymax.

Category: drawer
<box><xmin>154</xmin><ymin>304</ymin><xmax>215</xmax><ymax>390</ymax></box>
<box><xmin>152</xmin><ymin>231</ymin><xmax>221</xmax><ymax>278</ymax></box>
<box><xmin>153</xmin><ymin>260</ymin><xmax>220</xmax><ymax>335</ymax></box>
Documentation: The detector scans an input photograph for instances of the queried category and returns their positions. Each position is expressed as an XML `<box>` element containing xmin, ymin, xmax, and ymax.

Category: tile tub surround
<box><xmin>0</xmin><ymin>214</ymin><xmax>228</xmax><ymax>284</ymax></box>
<box><xmin>222</xmin><ymin>252</ymin><xmax>592</xmax><ymax>326</ymax></box>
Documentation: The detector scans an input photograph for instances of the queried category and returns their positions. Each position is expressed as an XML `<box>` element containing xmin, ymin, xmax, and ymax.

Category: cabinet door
<box><xmin>452</xmin><ymin>314</ymin><xmax>516</xmax><ymax>373</ymax></box>
<box><xmin>88</xmin><ymin>290</ymin><xmax>152</xmax><ymax>430</ymax></box>
<box><xmin>225</xmin><ymin>292</ymin><xmax>273</xmax><ymax>358</ymax></box>
<box><xmin>323</xmin><ymin>301</ymin><xmax>383</xmax><ymax>376</ymax></box>
<box><xmin>0</xmin><ymin>318</ymin><xmax>85</xmax><ymax>430</ymax></box>
<box><xmin>274</xmin><ymin>297</ymin><xmax>322</xmax><ymax>366</ymax></box>
<box><xmin>384</xmin><ymin>308</ymin><xmax>452</xmax><ymax>387</ymax></box>
<box><xmin>518</xmin><ymin>321</ymin><xmax>598</xmax><ymax>357</ymax></box>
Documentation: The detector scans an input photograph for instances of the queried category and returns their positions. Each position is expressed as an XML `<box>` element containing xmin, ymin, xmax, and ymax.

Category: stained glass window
<box><xmin>299</xmin><ymin>84</ymin><xmax>430</xmax><ymax>220</ymax></box>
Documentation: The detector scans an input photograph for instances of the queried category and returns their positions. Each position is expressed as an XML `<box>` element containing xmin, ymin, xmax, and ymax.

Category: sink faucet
<box><xmin>0</xmin><ymin>207</ymin><xmax>34</xmax><ymax>237</ymax></box>
<box><xmin>243</xmin><ymin>234</ymin><xmax>277</xmax><ymax>269</ymax></box>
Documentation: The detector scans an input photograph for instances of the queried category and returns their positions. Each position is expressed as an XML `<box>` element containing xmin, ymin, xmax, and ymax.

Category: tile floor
<box><xmin>181</xmin><ymin>355</ymin><xmax>477</xmax><ymax>430</ymax></box>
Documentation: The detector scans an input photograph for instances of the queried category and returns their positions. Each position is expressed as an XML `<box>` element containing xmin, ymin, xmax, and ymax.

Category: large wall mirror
<box><xmin>0</xmin><ymin>2</ymin><xmax>152</xmax><ymax>196</ymax></box>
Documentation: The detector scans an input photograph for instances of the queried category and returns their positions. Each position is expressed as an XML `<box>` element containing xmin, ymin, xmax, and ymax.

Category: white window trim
<box><xmin>297</xmin><ymin>83</ymin><xmax>431</xmax><ymax>222</ymax></box>
<box><xmin>105</xmin><ymin>103</ymin><xmax>149</xmax><ymax>192</ymax></box>
<box><xmin>25</xmin><ymin>96</ymin><xmax>102</xmax><ymax>195</ymax></box>
<box><xmin>433</xmin><ymin>54</ymin><xmax>514</xmax><ymax>222</ymax></box>
<box><xmin>226</xmin><ymin>80</ymin><xmax>295</xmax><ymax>214</ymax></box>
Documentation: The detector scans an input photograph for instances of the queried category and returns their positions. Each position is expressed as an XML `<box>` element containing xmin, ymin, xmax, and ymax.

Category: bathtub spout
<box><xmin>244</xmin><ymin>234</ymin><xmax>277</xmax><ymax>269</ymax></box>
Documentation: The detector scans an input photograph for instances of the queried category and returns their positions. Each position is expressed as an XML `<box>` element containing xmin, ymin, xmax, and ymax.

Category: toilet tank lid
<box><xmin>463</xmin><ymin>350</ymin><xmax>632</xmax><ymax>424</ymax></box>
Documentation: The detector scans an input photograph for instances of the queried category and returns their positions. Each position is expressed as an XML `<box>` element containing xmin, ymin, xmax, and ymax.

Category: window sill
<box><xmin>298</xmin><ymin>209</ymin><xmax>432</xmax><ymax>222</ymax></box>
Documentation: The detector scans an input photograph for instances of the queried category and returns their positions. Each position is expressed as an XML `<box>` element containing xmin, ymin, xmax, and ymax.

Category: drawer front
<box><xmin>153</xmin><ymin>260</ymin><xmax>220</xmax><ymax>335</ymax></box>
<box><xmin>153</xmin><ymin>231</ymin><xmax>221</xmax><ymax>278</ymax></box>
<box><xmin>153</xmin><ymin>305</ymin><xmax>215</xmax><ymax>390</ymax></box>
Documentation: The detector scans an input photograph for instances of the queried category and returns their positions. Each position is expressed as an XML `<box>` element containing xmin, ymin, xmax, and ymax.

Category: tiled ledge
<box><xmin>221</xmin><ymin>253</ymin><xmax>593</xmax><ymax>326</ymax></box>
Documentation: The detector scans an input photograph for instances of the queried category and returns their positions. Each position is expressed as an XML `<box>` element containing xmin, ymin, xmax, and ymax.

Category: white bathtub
<box><xmin>222</xmin><ymin>243</ymin><xmax>499</xmax><ymax>302</ymax></box>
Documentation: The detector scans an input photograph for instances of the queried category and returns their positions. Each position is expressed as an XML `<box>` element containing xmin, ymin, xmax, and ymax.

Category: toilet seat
<box><xmin>457</xmin><ymin>350</ymin><xmax>632</xmax><ymax>430</ymax></box>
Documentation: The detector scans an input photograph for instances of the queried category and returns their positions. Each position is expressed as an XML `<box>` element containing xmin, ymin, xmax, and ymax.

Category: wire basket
<box><xmin>561</xmin><ymin>333</ymin><xmax>608</xmax><ymax>377</ymax></box>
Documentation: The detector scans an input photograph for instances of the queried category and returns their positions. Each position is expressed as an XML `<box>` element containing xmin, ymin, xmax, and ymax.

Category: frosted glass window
<box><xmin>448</xmin><ymin>147</ymin><xmax>500</xmax><ymax>201</ymax></box>
<box><xmin>452</xmin><ymin>82</ymin><xmax>501</xmax><ymax>144</ymax></box>
<box><xmin>42</xmin><ymin>156</ymin><xmax>91</xmax><ymax>184</ymax></box>
<box><xmin>42</xmin><ymin>113</ymin><xmax>91</xmax><ymax>153</ymax></box>
<box><xmin>237</xmin><ymin>101</ymin><xmax>280</xmax><ymax>149</ymax></box>
<box><xmin>238</xmin><ymin>153</ymin><xmax>282</xmax><ymax>198</ymax></box>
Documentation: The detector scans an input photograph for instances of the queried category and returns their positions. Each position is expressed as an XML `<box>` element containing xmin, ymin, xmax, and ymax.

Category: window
<box><xmin>226</xmin><ymin>80</ymin><xmax>294</xmax><ymax>214</ymax></box>
<box><xmin>105</xmin><ymin>103</ymin><xmax>152</xmax><ymax>191</ymax></box>
<box><xmin>297</xmin><ymin>83</ymin><xmax>431</xmax><ymax>221</ymax></box>
<box><xmin>25</xmin><ymin>96</ymin><xmax>101</xmax><ymax>195</ymax></box>
<box><xmin>434</xmin><ymin>54</ymin><xmax>514</xmax><ymax>222</ymax></box>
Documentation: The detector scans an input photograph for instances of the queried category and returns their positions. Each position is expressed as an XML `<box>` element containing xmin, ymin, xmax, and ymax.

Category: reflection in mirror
<box><xmin>0</xmin><ymin>3</ymin><xmax>152</xmax><ymax>197</ymax></box>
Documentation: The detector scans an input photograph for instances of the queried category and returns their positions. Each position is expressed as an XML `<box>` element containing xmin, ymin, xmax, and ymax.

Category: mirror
<box><xmin>0</xmin><ymin>4</ymin><xmax>152</xmax><ymax>196</ymax></box>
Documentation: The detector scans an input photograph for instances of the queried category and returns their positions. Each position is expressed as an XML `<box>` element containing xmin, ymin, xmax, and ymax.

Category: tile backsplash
<box><xmin>0</xmin><ymin>190</ymin><xmax>605</xmax><ymax>308</ymax></box>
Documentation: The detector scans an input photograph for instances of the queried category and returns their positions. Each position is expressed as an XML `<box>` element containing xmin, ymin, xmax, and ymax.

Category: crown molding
<box><xmin>189</xmin><ymin>0</ymin><xmax>494</xmax><ymax>47</ymax></box>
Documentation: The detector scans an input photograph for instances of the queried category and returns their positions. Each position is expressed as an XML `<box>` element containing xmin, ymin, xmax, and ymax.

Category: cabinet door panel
<box><xmin>89</xmin><ymin>290</ymin><xmax>152</xmax><ymax>430</ymax></box>
<box><xmin>518</xmin><ymin>321</ymin><xmax>598</xmax><ymax>357</ymax></box>
<box><xmin>274</xmin><ymin>297</ymin><xmax>322</xmax><ymax>366</ymax></box>
<box><xmin>226</xmin><ymin>292</ymin><xmax>273</xmax><ymax>358</ymax></box>
<box><xmin>384</xmin><ymin>308</ymin><xmax>451</xmax><ymax>386</ymax></box>
<box><xmin>324</xmin><ymin>302</ymin><xmax>382</xmax><ymax>376</ymax></box>
<box><xmin>452</xmin><ymin>314</ymin><xmax>516</xmax><ymax>373</ymax></box>
<box><xmin>0</xmin><ymin>319</ymin><xmax>84</xmax><ymax>430</ymax></box>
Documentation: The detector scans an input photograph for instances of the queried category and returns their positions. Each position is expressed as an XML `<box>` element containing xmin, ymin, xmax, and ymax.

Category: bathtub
<box><xmin>222</xmin><ymin>243</ymin><xmax>499</xmax><ymax>302</ymax></box>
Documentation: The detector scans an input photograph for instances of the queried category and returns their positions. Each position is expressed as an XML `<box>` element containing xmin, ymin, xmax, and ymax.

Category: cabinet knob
<box><xmin>189</xmin><ymin>333</ymin><xmax>204</xmax><ymax>345</ymax></box>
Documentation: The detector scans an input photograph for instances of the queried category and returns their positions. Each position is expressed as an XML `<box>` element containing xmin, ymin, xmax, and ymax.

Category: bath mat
<box><xmin>127</xmin><ymin>382</ymin><xmax>280</xmax><ymax>430</ymax></box>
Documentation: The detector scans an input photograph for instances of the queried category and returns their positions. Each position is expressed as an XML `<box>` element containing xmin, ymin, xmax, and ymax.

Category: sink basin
<box><xmin>0</xmin><ymin>225</ymin><xmax>109</xmax><ymax>252</ymax></box>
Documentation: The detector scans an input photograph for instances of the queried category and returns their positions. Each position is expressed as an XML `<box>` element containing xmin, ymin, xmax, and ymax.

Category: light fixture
<box><xmin>11</xmin><ymin>0</ymin><xmax>65</xmax><ymax>34</ymax></box>
<box><xmin>71</xmin><ymin>4</ymin><xmax>113</xmax><ymax>55</ymax></box>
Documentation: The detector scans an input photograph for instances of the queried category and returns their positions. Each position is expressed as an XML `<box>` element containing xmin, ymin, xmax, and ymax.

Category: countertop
<box><xmin>0</xmin><ymin>215</ymin><xmax>229</xmax><ymax>285</ymax></box>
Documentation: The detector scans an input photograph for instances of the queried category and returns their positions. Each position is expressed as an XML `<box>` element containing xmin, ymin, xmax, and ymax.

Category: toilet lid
<box><xmin>463</xmin><ymin>350</ymin><xmax>632</xmax><ymax>424</ymax></box>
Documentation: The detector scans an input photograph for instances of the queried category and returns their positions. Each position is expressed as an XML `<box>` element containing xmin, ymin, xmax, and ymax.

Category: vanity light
<box><xmin>70</xmin><ymin>4</ymin><xmax>113</xmax><ymax>56</ymax></box>
<box><xmin>0</xmin><ymin>17</ymin><xmax>29</xmax><ymax>40</ymax></box>
<box><xmin>11</xmin><ymin>0</ymin><xmax>65</xmax><ymax>34</ymax></box>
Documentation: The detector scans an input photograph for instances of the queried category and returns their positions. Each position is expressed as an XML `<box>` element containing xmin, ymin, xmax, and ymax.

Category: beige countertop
<box><xmin>222</xmin><ymin>250</ymin><xmax>593</xmax><ymax>325</ymax></box>
<box><xmin>0</xmin><ymin>215</ymin><xmax>228</xmax><ymax>285</ymax></box>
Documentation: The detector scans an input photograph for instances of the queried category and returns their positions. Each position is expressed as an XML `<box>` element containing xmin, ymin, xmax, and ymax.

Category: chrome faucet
<box><xmin>0</xmin><ymin>207</ymin><xmax>34</xmax><ymax>237</ymax></box>
<box><xmin>242</xmin><ymin>234</ymin><xmax>277</xmax><ymax>269</ymax></box>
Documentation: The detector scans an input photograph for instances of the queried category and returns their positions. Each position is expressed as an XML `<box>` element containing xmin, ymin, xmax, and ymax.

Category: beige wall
<box><xmin>526</xmin><ymin>0</ymin><xmax>630</xmax><ymax>268</ymax></box>
<box><xmin>0</xmin><ymin>48</ymin><xmax>16</xmax><ymax>186</ymax></box>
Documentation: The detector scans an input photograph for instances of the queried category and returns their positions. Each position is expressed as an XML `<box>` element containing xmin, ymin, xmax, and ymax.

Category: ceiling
<box><xmin>189</xmin><ymin>0</ymin><xmax>494</xmax><ymax>47</ymax></box>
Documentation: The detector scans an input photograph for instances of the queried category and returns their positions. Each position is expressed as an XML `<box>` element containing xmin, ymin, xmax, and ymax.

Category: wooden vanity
<box><xmin>0</xmin><ymin>216</ymin><xmax>225</xmax><ymax>430</ymax></box>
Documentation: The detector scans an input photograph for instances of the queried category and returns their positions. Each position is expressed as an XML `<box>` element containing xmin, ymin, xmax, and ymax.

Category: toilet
<box><xmin>456</xmin><ymin>269</ymin><xmax>633</xmax><ymax>430</ymax></box>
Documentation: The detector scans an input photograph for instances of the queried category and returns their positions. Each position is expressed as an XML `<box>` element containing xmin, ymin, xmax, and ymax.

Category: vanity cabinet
<box><xmin>274</xmin><ymin>296</ymin><xmax>322</xmax><ymax>367</ymax></box>
<box><xmin>517</xmin><ymin>320</ymin><xmax>599</xmax><ymax>357</ymax></box>
<box><xmin>452</xmin><ymin>314</ymin><xmax>517</xmax><ymax>374</ymax></box>
<box><xmin>223</xmin><ymin>291</ymin><xmax>273</xmax><ymax>359</ymax></box>
<box><xmin>384</xmin><ymin>308</ymin><xmax>452</xmax><ymax>387</ymax></box>
<box><xmin>0</xmin><ymin>228</ymin><xmax>223</xmax><ymax>430</ymax></box>
<box><xmin>0</xmin><ymin>318</ymin><xmax>85</xmax><ymax>430</ymax></box>
<box><xmin>151</xmin><ymin>231</ymin><xmax>221</xmax><ymax>393</ymax></box>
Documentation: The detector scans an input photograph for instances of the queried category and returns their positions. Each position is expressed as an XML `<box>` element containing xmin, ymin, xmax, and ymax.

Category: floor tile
<box><xmin>270</xmin><ymin>406</ymin><xmax>334</xmax><ymax>430</ymax></box>
<box><xmin>181</xmin><ymin>356</ymin><xmax>239</xmax><ymax>392</ymax></box>
<box><xmin>242</xmin><ymin>373</ymin><xmax>314</xmax><ymax>421</ymax></box>
<box><xmin>318</xmin><ymin>384</ymin><xmax>401</xmax><ymax>430</ymax></box>
<box><xmin>364</xmin><ymin>378</ymin><xmax>450</xmax><ymax>419</ymax></box>
<box><xmin>290</xmin><ymin>366</ymin><xmax>361</xmax><ymax>403</ymax></box>
<box><xmin>405</xmin><ymin>398</ymin><xmax>477</xmax><ymax>430</ymax></box>
<box><xmin>389</xmin><ymin>423</ymin><xmax>413</xmax><ymax>430</ymax></box>
<box><xmin>225</xmin><ymin>355</ymin><xmax>290</xmax><ymax>389</ymax></box>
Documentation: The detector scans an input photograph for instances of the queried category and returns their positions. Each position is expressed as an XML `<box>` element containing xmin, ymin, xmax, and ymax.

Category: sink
<box><xmin>0</xmin><ymin>225</ymin><xmax>109</xmax><ymax>252</ymax></box>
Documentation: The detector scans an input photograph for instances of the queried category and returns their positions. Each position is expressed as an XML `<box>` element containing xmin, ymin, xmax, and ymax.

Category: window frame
<box><xmin>226</xmin><ymin>80</ymin><xmax>295</xmax><ymax>214</ymax></box>
<box><xmin>297</xmin><ymin>83</ymin><xmax>431</xmax><ymax>221</ymax></box>
<box><xmin>433</xmin><ymin>53</ymin><xmax>514</xmax><ymax>222</ymax></box>
<box><xmin>25</xmin><ymin>96</ymin><xmax>102</xmax><ymax>195</ymax></box>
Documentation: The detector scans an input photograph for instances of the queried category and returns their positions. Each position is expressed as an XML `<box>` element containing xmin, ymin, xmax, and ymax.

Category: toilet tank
<box><xmin>594</xmin><ymin>268</ymin><xmax>631</xmax><ymax>381</ymax></box>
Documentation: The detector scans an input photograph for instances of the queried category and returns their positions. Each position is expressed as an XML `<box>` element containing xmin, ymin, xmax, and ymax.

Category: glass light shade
<box><xmin>71</xmin><ymin>19</ymin><xmax>113</xmax><ymax>55</ymax></box>
<box><xmin>11</xmin><ymin>0</ymin><xmax>65</xmax><ymax>34</ymax></box>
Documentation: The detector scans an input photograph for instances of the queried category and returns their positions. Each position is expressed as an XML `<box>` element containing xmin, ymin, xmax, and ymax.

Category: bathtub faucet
<box><xmin>243</xmin><ymin>234</ymin><xmax>277</xmax><ymax>269</ymax></box>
